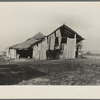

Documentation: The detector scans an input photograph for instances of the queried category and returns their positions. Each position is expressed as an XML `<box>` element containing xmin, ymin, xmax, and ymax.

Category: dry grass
<box><xmin>0</xmin><ymin>55</ymin><xmax>100</xmax><ymax>85</ymax></box>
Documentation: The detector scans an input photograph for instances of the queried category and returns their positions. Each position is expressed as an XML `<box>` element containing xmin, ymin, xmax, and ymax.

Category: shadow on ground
<box><xmin>0</xmin><ymin>64</ymin><xmax>47</xmax><ymax>85</ymax></box>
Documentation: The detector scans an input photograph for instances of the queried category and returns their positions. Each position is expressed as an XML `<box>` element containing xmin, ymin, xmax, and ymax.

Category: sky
<box><xmin>0</xmin><ymin>2</ymin><xmax>100</xmax><ymax>52</ymax></box>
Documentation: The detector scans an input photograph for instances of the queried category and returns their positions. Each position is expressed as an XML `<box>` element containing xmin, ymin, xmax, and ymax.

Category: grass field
<box><xmin>0</xmin><ymin>55</ymin><xmax>100</xmax><ymax>85</ymax></box>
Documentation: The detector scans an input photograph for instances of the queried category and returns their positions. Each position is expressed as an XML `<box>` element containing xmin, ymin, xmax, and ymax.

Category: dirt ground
<box><xmin>0</xmin><ymin>55</ymin><xmax>100</xmax><ymax>85</ymax></box>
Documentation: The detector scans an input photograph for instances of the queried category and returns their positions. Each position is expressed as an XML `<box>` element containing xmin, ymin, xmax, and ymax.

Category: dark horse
<box><xmin>46</xmin><ymin>49</ymin><xmax>60</xmax><ymax>60</ymax></box>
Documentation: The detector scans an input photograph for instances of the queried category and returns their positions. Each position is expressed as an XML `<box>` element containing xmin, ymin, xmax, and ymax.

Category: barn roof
<box><xmin>60</xmin><ymin>24</ymin><xmax>84</xmax><ymax>42</ymax></box>
<box><xmin>10</xmin><ymin>32</ymin><xmax>45</xmax><ymax>50</ymax></box>
<box><xmin>47</xmin><ymin>24</ymin><xmax>84</xmax><ymax>42</ymax></box>
<box><xmin>9</xmin><ymin>24</ymin><xmax>84</xmax><ymax>50</ymax></box>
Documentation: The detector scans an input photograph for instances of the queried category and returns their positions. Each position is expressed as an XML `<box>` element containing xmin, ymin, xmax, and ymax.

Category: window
<box><xmin>55</xmin><ymin>37</ymin><xmax>59</xmax><ymax>46</ymax></box>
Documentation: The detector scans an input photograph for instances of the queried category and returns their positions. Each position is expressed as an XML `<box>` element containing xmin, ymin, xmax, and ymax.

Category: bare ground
<box><xmin>0</xmin><ymin>55</ymin><xmax>100</xmax><ymax>85</ymax></box>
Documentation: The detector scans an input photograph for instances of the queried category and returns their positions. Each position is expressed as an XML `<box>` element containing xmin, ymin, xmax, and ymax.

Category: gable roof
<box><xmin>60</xmin><ymin>24</ymin><xmax>84</xmax><ymax>42</ymax></box>
<box><xmin>47</xmin><ymin>24</ymin><xmax>84</xmax><ymax>43</ymax></box>
<box><xmin>10</xmin><ymin>32</ymin><xmax>45</xmax><ymax>50</ymax></box>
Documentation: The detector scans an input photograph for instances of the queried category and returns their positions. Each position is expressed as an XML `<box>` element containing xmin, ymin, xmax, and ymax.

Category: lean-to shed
<box><xmin>6</xmin><ymin>32</ymin><xmax>45</xmax><ymax>59</ymax></box>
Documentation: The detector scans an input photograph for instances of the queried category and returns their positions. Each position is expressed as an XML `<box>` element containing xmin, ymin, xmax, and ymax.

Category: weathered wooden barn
<box><xmin>32</xmin><ymin>24</ymin><xmax>84</xmax><ymax>60</ymax></box>
<box><xmin>6</xmin><ymin>24</ymin><xmax>84</xmax><ymax>60</ymax></box>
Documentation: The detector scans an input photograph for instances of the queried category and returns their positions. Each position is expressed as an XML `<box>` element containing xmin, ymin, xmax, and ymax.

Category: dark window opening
<box><xmin>48</xmin><ymin>36</ymin><xmax>51</xmax><ymax>49</ymax></box>
<box><xmin>55</xmin><ymin>37</ymin><xmax>59</xmax><ymax>46</ymax></box>
<box><xmin>61</xmin><ymin>37</ymin><xmax>67</xmax><ymax>43</ymax></box>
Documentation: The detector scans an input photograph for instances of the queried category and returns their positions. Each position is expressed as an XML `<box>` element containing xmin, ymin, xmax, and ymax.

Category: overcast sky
<box><xmin>0</xmin><ymin>2</ymin><xmax>100</xmax><ymax>52</ymax></box>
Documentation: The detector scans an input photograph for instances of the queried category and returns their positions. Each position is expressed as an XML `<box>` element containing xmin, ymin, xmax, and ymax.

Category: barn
<box><xmin>6</xmin><ymin>24</ymin><xmax>84</xmax><ymax>60</ymax></box>
<box><xmin>31</xmin><ymin>24</ymin><xmax>84</xmax><ymax>60</ymax></box>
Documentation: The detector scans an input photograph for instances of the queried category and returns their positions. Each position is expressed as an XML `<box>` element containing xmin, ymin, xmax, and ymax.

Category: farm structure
<box><xmin>6</xmin><ymin>32</ymin><xmax>45</xmax><ymax>59</ymax></box>
<box><xmin>6</xmin><ymin>24</ymin><xmax>84</xmax><ymax>60</ymax></box>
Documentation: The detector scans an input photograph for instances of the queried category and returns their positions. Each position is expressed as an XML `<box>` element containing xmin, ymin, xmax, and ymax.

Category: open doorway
<box><xmin>16</xmin><ymin>48</ymin><xmax>33</xmax><ymax>58</ymax></box>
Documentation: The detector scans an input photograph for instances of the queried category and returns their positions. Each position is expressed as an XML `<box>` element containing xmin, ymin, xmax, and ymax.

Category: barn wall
<box><xmin>61</xmin><ymin>38</ymin><xmax>76</xmax><ymax>59</ymax></box>
<box><xmin>31</xmin><ymin>29</ymin><xmax>62</xmax><ymax>60</ymax></box>
<box><xmin>29</xmin><ymin>29</ymin><xmax>83</xmax><ymax>60</ymax></box>
<box><xmin>49</xmin><ymin>33</ymin><xmax>55</xmax><ymax>50</ymax></box>
<box><xmin>40</xmin><ymin>37</ymin><xmax>48</xmax><ymax>60</ymax></box>
<box><xmin>60</xmin><ymin>34</ymin><xmax>76</xmax><ymax>59</ymax></box>
<box><xmin>6</xmin><ymin>48</ymin><xmax>10</xmax><ymax>58</ymax></box>
<box><xmin>9</xmin><ymin>49</ymin><xmax>16</xmax><ymax>59</ymax></box>
<box><xmin>32</xmin><ymin>29</ymin><xmax>77</xmax><ymax>60</ymax></box>
<box><xmin>32</xmin><ymin>42</ymin><xmax>42</xmax><ymax>60</ymax></box>
<box><xmin>32</xmin><ymin>37</ymin><xmax>48</xmax><ymax>60</ymax></box>
<box><xmin>46</xmin><ymin>29</ymin><xmax>62</xmax><ymax>60</ymax></box>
